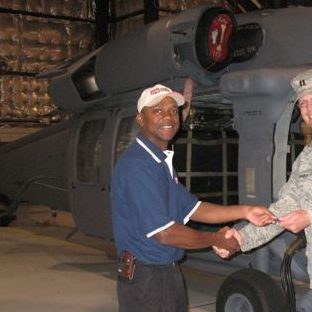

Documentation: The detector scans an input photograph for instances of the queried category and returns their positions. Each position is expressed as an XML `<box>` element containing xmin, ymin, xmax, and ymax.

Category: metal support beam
<box><xmin>95</xmin><ymin>0</ymin><xmax>110</xmax><ymax>47</ymax></box>
<box><xmin>144</xmin><ymin>0</ymin><xmax>159</xmax><ymax>24</ymax></box>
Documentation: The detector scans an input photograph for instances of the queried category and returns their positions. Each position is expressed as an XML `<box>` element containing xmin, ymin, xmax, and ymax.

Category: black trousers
<box><xmin>117</xmin><ymin>262</ymin><xmax>188</xmax><ymax>312</ymax></box>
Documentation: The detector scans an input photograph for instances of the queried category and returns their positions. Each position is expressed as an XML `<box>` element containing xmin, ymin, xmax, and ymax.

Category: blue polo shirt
<box><xmin>111</xmin><ymin>134</ymin><xmax>200</xmax><ymax>265</ymax></box>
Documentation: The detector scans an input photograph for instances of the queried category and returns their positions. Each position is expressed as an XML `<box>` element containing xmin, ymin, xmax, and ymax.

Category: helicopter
<box><xmin>0</xmin><ymin>3</ymin><xmax>312</xmax><ymax>311</ymax></box>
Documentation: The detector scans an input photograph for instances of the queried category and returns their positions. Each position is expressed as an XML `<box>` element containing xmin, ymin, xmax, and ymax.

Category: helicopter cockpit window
<box><xmin>76</xmin><ymin>119</ymin><xmax>105</xmax><ymax>183</ymax></box>
<box><xmin>114</xmin><ymin>116</ymin><xmax>139</xmax><ymax>164</ymax></box>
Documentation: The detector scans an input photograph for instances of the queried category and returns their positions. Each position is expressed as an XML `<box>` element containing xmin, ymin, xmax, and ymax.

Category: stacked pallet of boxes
<box><xmin>0</xmin><ymin>0</ymin><xmax>95</xmax><ymax>141</ymax></box>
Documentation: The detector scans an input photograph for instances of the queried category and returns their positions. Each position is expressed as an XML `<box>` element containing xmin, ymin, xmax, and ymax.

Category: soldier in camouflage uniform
<box><xmin>239</xmin><ymin>139</ymin><xmax>312</xmax><ymax>285</ymax></box>
<box><xmin>214</xmin><ymin>69</ymin><xmax>312</xmax><ymax>311</ymax></box>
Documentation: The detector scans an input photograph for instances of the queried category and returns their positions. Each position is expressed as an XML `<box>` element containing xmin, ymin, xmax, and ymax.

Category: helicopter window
<box><xmin>174</xmin><ymin>128</ymin><xmax>238</xmax><ymax>206</ymax></box>
<box><xmin>191</xmin><ymin>137</ymin><xmax>222</xmax><ymax>172</ymax></box>
<box><xmin>174</xmin><ymin>126</ymin><xmax>239</xmax><ymax>233</ymax></box>
<box><xmin>76</xmin><ymin>119</ymin><xmax>105</xmax><ymax>183</ymax></box>
<box><xmin>114</xmin><ymin>116</ymin><xmax>139</xmax><ymax>164</ymax></box>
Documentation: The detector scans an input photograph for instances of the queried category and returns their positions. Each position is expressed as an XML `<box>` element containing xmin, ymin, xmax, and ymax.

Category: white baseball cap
<box><xmin>137</xmin><ymin>84</ymin><xmax>185</xmax><ymax>112</ymax></box>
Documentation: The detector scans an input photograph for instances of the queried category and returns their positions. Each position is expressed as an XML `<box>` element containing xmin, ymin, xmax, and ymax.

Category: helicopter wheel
<box><xmin>216</xmin><ymin>268</ymin><xmax>288</xmax><ymax>312</ymax></box>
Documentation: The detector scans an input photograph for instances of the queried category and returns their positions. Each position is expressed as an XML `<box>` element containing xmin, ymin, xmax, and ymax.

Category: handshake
<box><xmin>212</xmin><ymin>208</ymin><xmax>311</xmax><ymax>259</ymax></box>
<box><xmin>212</xmin><ymin>227</ymin><xmax>244</xmax><ymax>259</ymax></box>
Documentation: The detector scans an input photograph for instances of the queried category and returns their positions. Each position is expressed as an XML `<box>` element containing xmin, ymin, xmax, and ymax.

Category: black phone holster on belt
<box><xmin>118</xmin><ymin>250</ymin><xmax>136</xmax><ymax>280</ymax></box>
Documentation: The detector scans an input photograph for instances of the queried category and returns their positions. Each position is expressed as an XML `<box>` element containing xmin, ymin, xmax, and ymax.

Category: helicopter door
<box><xmin>111</xmin><ymin>108</ymin><xmax>138</xmax><ymax>166</ymax></box>
<box><xmin>69</xmin><ymin>112</ymin><xmax>113</xmax><ymax>239</ymax></box>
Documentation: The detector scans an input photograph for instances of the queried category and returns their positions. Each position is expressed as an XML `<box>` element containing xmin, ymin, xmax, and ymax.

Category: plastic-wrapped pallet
<box><xmin>0</xmin><ymin>0</ymin><xmax>95</xmax><ymax>121</ymax></box>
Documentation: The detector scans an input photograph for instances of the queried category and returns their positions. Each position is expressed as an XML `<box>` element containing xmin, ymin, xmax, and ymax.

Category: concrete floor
<box><xmin>0</xmin><ymin>204</ymin><xmax>225</xmax><ymax>312</ymax></box>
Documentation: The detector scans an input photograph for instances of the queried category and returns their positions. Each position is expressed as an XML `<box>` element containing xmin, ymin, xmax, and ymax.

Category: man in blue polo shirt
<box><xmin>110</xmin><ymin>83</ymin><xmax>275</xmax><ymax>312</ymax></box>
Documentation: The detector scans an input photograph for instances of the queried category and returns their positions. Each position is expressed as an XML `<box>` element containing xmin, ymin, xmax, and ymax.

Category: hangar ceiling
<box><xmin>0</xmin><ymin>0</ymin><xmax>310</xmax><ymax>142</ymax></box>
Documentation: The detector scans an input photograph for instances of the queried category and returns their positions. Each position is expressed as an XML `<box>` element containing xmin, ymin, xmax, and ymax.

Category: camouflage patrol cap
<box><xmin>291</xmin><ymin>69</ymin><xmax>312</xmax><ymax>97</ymax></box>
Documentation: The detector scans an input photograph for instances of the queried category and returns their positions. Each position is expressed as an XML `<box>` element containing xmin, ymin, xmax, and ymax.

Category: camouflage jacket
<box><xmin>240</xmin><ymin>144</ymin><xmax>312</xmax><ymax>287</ymax></box>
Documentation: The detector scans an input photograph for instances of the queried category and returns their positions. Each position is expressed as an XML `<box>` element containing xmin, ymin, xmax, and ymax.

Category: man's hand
<box><xmin>212</xmin><ymin>227</ymin><xmax>240</xmax><ymax>256</ymax></box>
<box><xmin>279</xmin><ymin>210</ymin><xmax>311</xmax><ymax>233</ymax></box>
<box><xmin>213</xmin><ymin>227</ymin><xmax>242</xmax><ymax>259</ymax></box>
<box><xmin>244</xmin><ymin>205</ymin><xmax>276</xmax><ymax>226</ymax></box>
